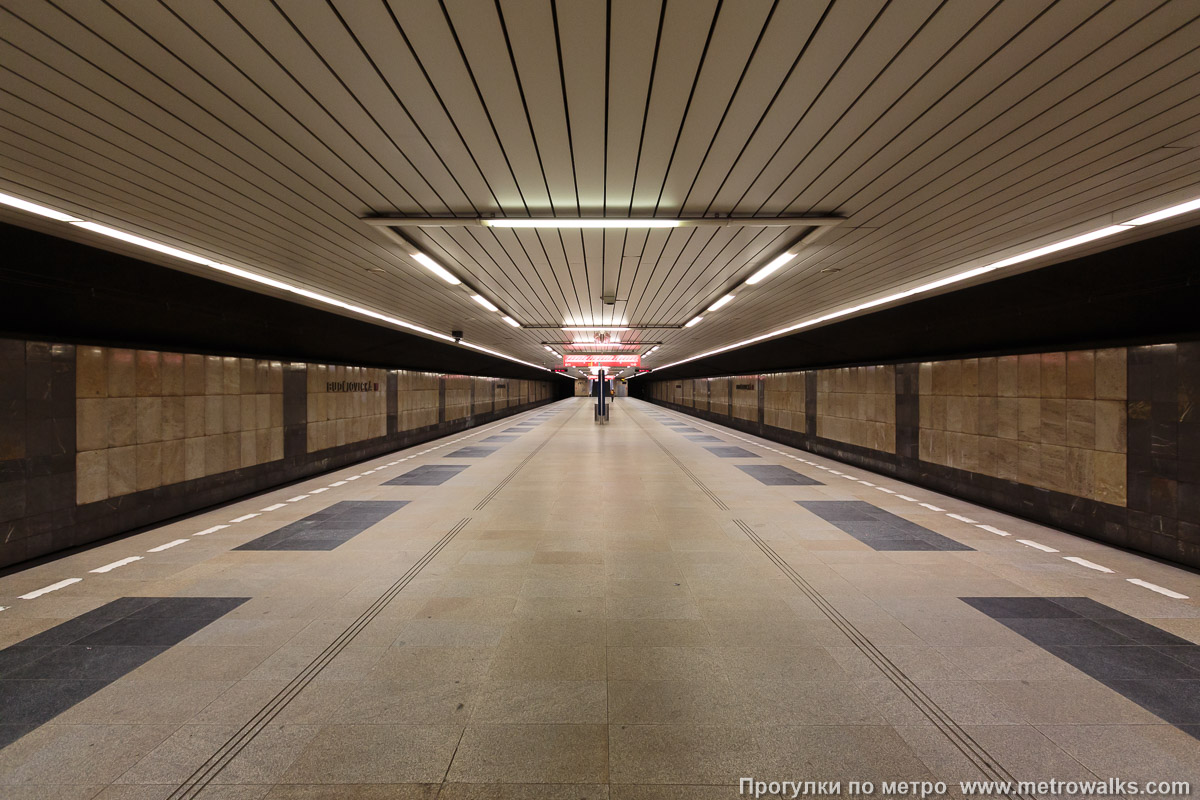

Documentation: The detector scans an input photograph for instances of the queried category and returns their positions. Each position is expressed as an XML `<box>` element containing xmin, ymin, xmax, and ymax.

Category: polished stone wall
<box><xmin>0</xmin><ymin>336</ymin><xmax>557</xmax><ymax>569</ymax></box>
<box><xmin>644</xmin><ymin>342</ymin><xmax>1200</xmax><ymax>568</ymax></box>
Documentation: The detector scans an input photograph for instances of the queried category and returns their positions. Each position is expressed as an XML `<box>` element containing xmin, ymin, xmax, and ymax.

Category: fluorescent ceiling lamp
<box><xmin>0</xmin><ymin>191</ymin><xmax>80</xmax><ymax>222</ymax></box>
<box><xmin>0</xmin><ymin>188</ymin><xmax>552</xmax><ymax>373</ymax></box>
<box><xmin>685</xmin><ymin>316</ymin><xmax>703</xmax><ymax>327</ymax></box>
<box><xmin>1124</xmin><ymin>196</ymin><xmax>1200</xmax><ymax>226</ymax></box>
<box><xmin>501</xmin><ymin>315</ymin><xmax>520</xmax><ymax>327</ymax></box>
<box><xmin>561</xmin><ymin>326</ymin><xmax>629</xmax><ymax>332</ymax></box>
<box><xmin>471</xmin><ymin>294</ymin><xmax>498</xmax><ymax>312</ymax></box>
<box><xmin>484</xmin><ymin>219</ymin><xmax>678</xmax><ymax>229</ymax></box>
<box><xmin>707</xmin><ymin>294</ymin><xmax>735</xmax><ymax>311</ymax></box>
<box><xmin>411</xmin><ymin>252</ymin><xmax>460</xmax><ymax>284</ymax></box>
<box><xmin>650</xmin><ymin>345</ymin><xmax>660</xmax><ymax>352</ymax></box>
<box><xmin>745</xmin><ymin>252</ymin><xmax>796</xmax><ymax>285</ymax></box>
<box><xmin>655</xmin><ymin>222</ymin><xmax>1138</xmax><ymax>372</ymax></box>
<box><xmin>71</xmin><ymin>221</ymin><xmax>215</xmax><ymax>266</ymax></box>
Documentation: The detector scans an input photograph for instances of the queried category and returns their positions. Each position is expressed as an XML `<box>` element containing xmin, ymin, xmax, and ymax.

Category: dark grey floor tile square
<box><xmin>1105</xmin><ymin>680</ymin><xmax>1200</xmax><ymax>724</ymax></box>
<box><xmin>999</xmin><ymin>616</ymin><xmax>1136</xmax><ymax>647</ymax></box>
<box><xmin>736</xmin><ymin>465</ymin><xmax>823</xmax><ymax>485</ymax></box>
<box><xmin>799</xmin><ymin>501</ymin><xmax>880</xmax><ymax>522</ymax></box>
<box><xmin>802</xmin><ymin>501</ymin><xmax>972</xmax><ymax>551</ymax></box>
<box><xmin>0</xmin><ymin>725</ymin><xmax>36</xmax><ymax>751</ymax></box>
<box><xmin>870</xmin><ymin>538</ymin><xmax>945</xmax><ymax>551</ymax></box>
<box><xmin>74</xmin><ymin>616</ymin><xmax>222</xmax><ymax>647</ymax></box>
<box><xmin>128</xmin><ymin>597</ymin><xmax>248</xmax><ymax>620</ymax></box>
<box><xmin>684</xmin><ymin>435</ymin><xmax>723</xmax><ymax>442</ymax></box>
<box><xmin>963</xmin><ymin>597</ymin><xmax>1082</xmax><ymax>619</ymax></box>
<box><xmin>236</xmin><ymin>501</ymin><xmax>407</xmax><ymax>551</ymax></box>
<box><xmin>385</xmin><ymin>465</ymin><xmax>470</xmax><ymax>485</ymax></box>
<box><xmin>0</xmin><ymin>680</ymin><xmax>108</xmax><ymax>726</ymax></box>
<box><xmin>0</xmin><ymin>646</ymin><xmax>55</xmax><ymax>677</ymax></box>
<box><xmin>501</xmin><ymin>428</ymin><xmax>526</xmax><ymax>433</ymax></box>
<box><xmin>1046</xmin><ymin>645</ymin><xmax>1200</xmax><ymax>681</ymax></box>
<box><xmin>1156</xmin><ymin>647</ymin><xmax>1200</xmax><ymax>670</ymax></box>
<box><xmin>704</xmin><ymin>446</ymin><xmax>759</xmax><ymax>458</ymax></box>
<box><xmin>445</xmin><ymin>447</ymin><xmax>497</xmax><ymax>458</ymax></box>
<box><xmin>482</xmin><ymin>436</ymin><xmax>518</xmax><ymax>443</ymax></box>
<box><xmin>6</xmin><ymin>645</ymin><xmax>169</xmax><ymax>680</ymax></box>
<box><xmin>677</xmin><ymin>427</ymin><xmax>701</xmax><ymax>433</ymax></box>
<box><xmin>1096</xmin><ymin>618</ymin><xmax>1196</xmax><ymax>646</ymax></box>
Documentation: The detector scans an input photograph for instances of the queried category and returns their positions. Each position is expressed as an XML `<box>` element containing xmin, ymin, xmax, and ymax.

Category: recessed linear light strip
<box><xmin>364</xmin><ymin>215</ymin><xmax>843</xmax><ymax>229</ymax></box>
<box><xmin>0</xmin><ymin>191</ymin><xmax>550</xmax><ymax>373</ymax></box>
<box><xmin>648</xmin><ymin>195</ymin><xmax>1200</xmax><ymax>373</ymax></box>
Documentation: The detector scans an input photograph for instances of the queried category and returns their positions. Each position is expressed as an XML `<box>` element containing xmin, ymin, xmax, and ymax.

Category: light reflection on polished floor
<box><xmin>0</xmin><ymin>396</ymin><xmax>1197</xmax><ymax>799</ymax></box>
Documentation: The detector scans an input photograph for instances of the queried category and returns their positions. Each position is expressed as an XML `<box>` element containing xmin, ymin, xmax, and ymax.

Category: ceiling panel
<box><xmin>1</xmin><ymin>0</ymin><xmax>1198</xmax><ymax>377</ymax></box>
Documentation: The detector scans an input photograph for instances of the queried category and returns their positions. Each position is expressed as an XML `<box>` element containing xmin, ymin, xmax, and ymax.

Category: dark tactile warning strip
<box><xmin>501</xmin><ymin>427</ymin><xmax>528</xmax><ymax>433</ymax></box>
<box><xmin>799</xmin><ymin>500</ymin><xmax>973</xmax><ymax>551</ymax></box>
<box><xmin>705</xmin><ymin>445</ymin><xmax>759</xmax><ymax>458</ymax></box>
<box><xmin>444</xmin><ymin>446</ymin><xmax>498</xmax><ymax>458</ymax></box>
<box><xmin>235</xmin><ymin>501</ymin><xmax>408</xmax><ymax>551</ymax></box>
<box><xmin>685</xmin><ymin>434</ymin><xmax>723</xmax><ymax>443</ymax></box>
<box><xmin>0</xmin><ymin>596</ymin><xmax>247</xmax><ymax>749</ymax></box>
<box><xmin>963</xmin><ymin>597</ymin><xmax>1200</xmax><ymax>737</ymax></box>
<box><xmin>482</xmin><ymin>435</ymin><xmax>519</xmax><ymax>443</ymax></box>
<box><xmin>737</xmin><ymin>464</ymin><xmax>824</xmax><ymax>486</ymax></box>
<box><xmin>676</xmin><ymin>427</ymin><xmax>701</xmax><ymax>432</ymax></box>
<box><xmin>385</xmin><ymin>464</ymin><xmax>470</xmax><ymax>486</ymax></box>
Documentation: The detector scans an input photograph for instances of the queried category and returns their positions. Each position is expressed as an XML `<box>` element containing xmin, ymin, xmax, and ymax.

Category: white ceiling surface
<box><xmin>2</xmin><ymin>0</ymin><xmax>1200</xmax><ymax>372</ymax></box>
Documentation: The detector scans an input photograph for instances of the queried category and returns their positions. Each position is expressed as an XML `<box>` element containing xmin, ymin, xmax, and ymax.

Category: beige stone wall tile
<box><xmin>76</xmin><ymin>449</ymin><xmax>109</xmax><ymax>504</ymax></box>
<box><xmin>136</xmin><ymin>350</ymin><xmax>162</xmax><ymax>396</ymax></box>
<box><xmin>160</xmin><ymin>352</ymin><xmax>184</xmax><ymax>396</ymax></box>
<box><xmin>1065</xmin><ymin>447</ymin><xmax>1095</xmax><ymax>499</ymax></box>
<box><xmin>1094</xmin><ymin>400</ymin><xmax>1127</xmax><ymax>453</ymax></box>
<box><xmin>205</xmin><ymin>434</ymin><xmax>225</xmax><ymax>475</ymax></box>
<box><xmin>108</xmin><ymin>348</ymin><xmax>136</xmax><ymax>397</ymax></box>
<box><xmin>161</xmin><ymin>439</ymin><xmax>185</xmax><ymax>486</ymax></box>
<box><xmin>136</xmin><ymin>397</ymin><xmax>163</xmax><ymax>444</ymax></box>
<box><xmin>108</xmin><ymin>397</ymin><xmax>137</xmax><ymax>448</ymax></box>
<box><xmin>1066</xmin><ymin>400</ymin><xmax>1095</xmax><ymax>449</ymax></box>
<box><xmin>270</xmin><ymin>362</ymin><xmax>284</xmax><ymax>393</ymax></box>
<box><xmin>109</xmin><ymin>445</ymin><xmax>136</xmax><ymax>497</ymax></box>
<box><xmin>135</xmin><ymin>442</ymin><xmax>162</xmax><ymax>492</ymax></box>
<box><xmin>1094</xmin><ymin>451</ymin><xmax>1126</xmax><ymax>505</ymax></box>
<box><xmin>996</xmin><ymin>438</ymin><xmax>1019</xmax><ymax>482</ymax></box>
<box><xmin>240</xmin><ymin>395</ymin><xmax>256</xmax><ymax>431</ymax></box>
<box><xmin>1018</xmin><ymin>398</ymin><xmax>1040</xmax><ymax>442</ymax></box>
<box><xmin>239</xmin><ymin>359</ymin><xmax>255</xmax><ymax>394</ymax></box>
<box><xmin>1066</xmin><ymin>351</ymin><xmax>1095</xmax><ymax>399</ymax></box>
<box><xmin>223</xmin><ymin>432</ymin><xmax>240</xmax><ymax>470</ymax></box>
<box><xmin>222</xmin><ymin>357</ymin><xmax>239</xmax><ymax>393</ymax></box>
<box><xmin>961</xmin><ymin>359</ymin><xmax>979</xmax><ymax>396</ymax></box>
<box><xmin>162</xmin><ymin>397</ymin><xmax>185</xmax><ymax>441</ymax></box>
<box><xmin>997</xmin><ymin>398</ymin><xmax>1019</xmax><ymax>440</ymax></box>
<box><xmin>1017</xmin><ymin>354</ymin><xmax>1040</xmax><ymax>398</ymax></box>
<box><xmin>1041</xmin><ymin>444</ymin><xmax>1067</xmax><ymax>493</ymax></box>
<box><xmin>223</xmin><ymin>395</ymin><xmax>241</xmax><ymax>433</ymax></box>
<box><xmin>270</xmin><ymin>428</ymin><xmax>283</xmax><ymax>461</ymax></box>
<box><xmin>978</xmin><ymin>397</ymin><xmax>998</xmax><ymax>438</ymax></box>
<box><xmin>240</xmin><ymin>431</ymin><xmax>257</xmax><ymax>468</ymax></box>
<box><xmin>978</xmin><ymin>357</ymin><xmax>998</xmax><ymax>396</ymax></box>
<box><xmin>185</xmin><ymin>437</ymin><xmax>205</xmax><ymax>481</ymax></box>
<box><xmin>1018</xmin><ymin>441</ymin><xmax>1040</xmax><ymax>485</ymax></box>
<box><xmin>77</xmin><ymin>346</ymin><xmax>108</xmax><ymax>398</ymax></box>
<box><xmin>1095</xmin><ymin>348</ymin><xmax>1126</xmax><ymax>400</ymax></box>
<box><xmin>1041</xmin><ymin>399</ymin><xmax>1066</xmax><ymax>446</ymax></box>
<box><xmin>77</xmin><ymin>398</ymin><xmax>108</xmax><ymax>452</ymax></box>
<box><xmin>931</xmin><ymin>396</ymin><xmax>947</xmax><ymax>431</ymax></box>
<box><xmin>183</xmin><ymin>354</ymin><xmax>205</xmax><ymax>395</ymax></box>
<box><xmin>205</xmin><ymin>356</ymin><xmax>223</xmax><ymax>395</ymax></box>
<box><xmin>185</xmin><ymin>396</ymin><xmax>206</xmax><ymax>438</ymax></box>
<box><xmin>946</xmin><ymin>396</ymin><xmax>964</xmax><ymax>433</ymax></box>
<box><xmin>1041</xmin><ymin>352</ymin><xmax>1066</xmax><ymax>398</ymax></box>
<box><xmin>997</xmin><ymin>355</ymin><xmax>1019</xmax><ymax>397</ymax></box>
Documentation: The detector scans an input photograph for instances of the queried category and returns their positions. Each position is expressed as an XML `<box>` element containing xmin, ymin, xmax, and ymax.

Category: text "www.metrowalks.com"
<box><xmin>740</xmin><ymin>778</ymin><xmax>1192</xmax><ymax>798</ymax></box>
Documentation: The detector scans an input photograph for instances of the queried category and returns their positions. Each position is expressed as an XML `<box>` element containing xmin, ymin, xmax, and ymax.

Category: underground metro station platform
<box><xmin>1</xmin><ymin>1</ymin><xmax>1199</xmax><ymax>797</ymax></box>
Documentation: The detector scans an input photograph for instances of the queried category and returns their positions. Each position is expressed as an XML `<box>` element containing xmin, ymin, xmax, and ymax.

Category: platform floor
<box><xmin>1</xmin><ymin>397</ymin><xmax>1197</xmax><ymax>799</ymax></box>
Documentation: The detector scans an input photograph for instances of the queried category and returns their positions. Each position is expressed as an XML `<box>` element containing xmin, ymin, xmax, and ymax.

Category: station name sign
<box><xmin>563</xmin><ymin>354</ymin><xmax>641</xmax><ymax>368</ymax></box>
<box><xmin>326</xmin><ymin>381</ymin><xmax>379</xmax><ymax>393</ymax></box>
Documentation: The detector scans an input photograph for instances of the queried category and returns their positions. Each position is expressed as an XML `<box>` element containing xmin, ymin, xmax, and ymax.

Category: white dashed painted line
<box><xmin>20</xmin><ymin>578</ymin><xmax>82</xmax><ymax>600</ymax></box>
<box><xmin>90</xmin><ymin>556</ymin><xmax>142</xmax><ymax>573</ymax></box>
<box><xmin>896</xmin><ymin>495</ymin><xmax>916</xmax><ymax>501</ymax></box>
<box><xmin>858</xmin><ymin>481</ymin><xmax>875</xmax><ymax>487</ymax></box>
<box><xmin>286</xmin><ymin>496</ymin><xmax>309</xmax><ymax>503</ymax></box>
<box><xmin>1063</xmin><ymin>557</ymin><xmax>1114</xmax><ymax>573</ymax></box>
<box><xmin>346</xmin><ymin>476</ymin><xmax>361</xmax><ymax>481</ymax></box>
<box><xmin>194</xmin><ymin>525</ymin><xmax>228</xmax><ymax>536</ymax></box>
<box><xmin>329</xmin><ymin>481</ymin><xmax>347</xmax><ymax>487</ymax></box>
<box><xmin>0</xmin><ymin>606</ymin><xmax>7</xmax><ymax>612</ymax></box>
<box><xmin>310</xmin><ymin>487</ymin><xmax>329</xmax><ymax>494</ymax></box>
<box><xmin>828</xmin><ymin>470</ymin><xmax>843</xmax><ymax>475</ymax></box>
<box><xmin>875</xmin><ymin>487</ymin><xmax>896</xmax><ymax>494</ymax></box>
<box><xmin>261</xmin><ymin>503</ymin><xmax>286</xmax><ymax>512</ymax></box>
<box><xmin>147</xmin><ymin>539</ymin><xmax>189</xmax><ymax>553</ymax></box>
<box><xmin>230</xmin><ymin>513</ymin><xmax>260</xmax><ymax>523</ymax></box>
<box><xmin>946</xmin><ymin>514</ymin><xmax>978</xmax><ymax>524</ymax></box>
<box><xmin>976</xmin><ymin>525</ymin><xmax>1011</xmax><ymax>537</ymax></box>
<box><xmin>919</xmin><ymin>503</ymin><xmax>945</xmax><ymax>511</ymax></box>
<box><xmin>1017</xmin><ymin>539</ymin><xmax>1058</xmax><ymax>553</ymax></box>
<box><xmin>1127</xmin><ymin>579</ymin><xmax>1189</xmax><ymax>599</ymax></box>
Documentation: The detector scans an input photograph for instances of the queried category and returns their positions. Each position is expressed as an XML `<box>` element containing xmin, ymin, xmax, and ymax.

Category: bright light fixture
<box><xmin>707</xmin><ymin>294</ymin><xmax>735</xmax><ymax>311</ymax></box>
<box><xmin>484</xmin><ymin>219</ymin><xmax>678</xmax><ymax>229</ymax></box>
<box><xmin>411</xmin><ymin>252</ymin><xmax>460</xmax><ymax>284</ymax></box>
<box><xmin>0</xmin><ymin>191</ymin><xmax>80</xmax><ymax>222</ymax></box>
<box><xmin>71</xmin><ymin>221</ymin><xmax>214</xmax><ymax>266</ymax></box>
<box><xmin>471</xmin><ymin>294</ymin><xmax>499</xmax><ymax>312</ymax></box>
<box><xmin>655</xmin><ymin>221</ymin><xmax>1142</xmax><ymax>371</ymax></box>
<box><xmin>1124</xmin><ymin>197</ymin><xmax>1200</xmax><ymax>226</ymax></box>
<box><xmin>501</xmin><ymin>316</ymin><xmax>520</xmax><ymax>327</ymax></box>
<box><xmin>561</xmin><ymin>326</ymin><xmax>629</xmax><ymax>332</ymax></box>
<box><xmin>650</xmin><ymin>345</ymin><xmax>661</xmax><ymax>352</ymax></box>
<box><xmin>0</xmin><ymin>188</ymin><xmax>556</xmax><ymax>373</ymax></box>
<box><xmin>745</xmin><ymin>252</ymin><xmax>796</xmax><ymax>285</ymax></box>
<box><xmin>685</xmin><ymin>316</ymin><xmax>703</xmax><ymax>327</ymax></box>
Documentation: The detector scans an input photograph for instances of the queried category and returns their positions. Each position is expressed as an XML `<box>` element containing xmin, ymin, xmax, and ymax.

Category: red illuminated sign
<box><xmin>563</xmin><ymin>354</ymin><xmax>641</xmax><ymax>368</ymax></box>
